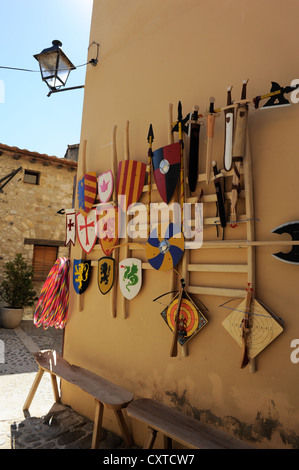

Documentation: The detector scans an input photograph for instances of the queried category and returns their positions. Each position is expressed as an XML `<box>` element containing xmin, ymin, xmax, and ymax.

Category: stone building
<box><xmin>0</xmin><ymin>143</ymin><xmax>77</xmax><ymax>312</ymax></box>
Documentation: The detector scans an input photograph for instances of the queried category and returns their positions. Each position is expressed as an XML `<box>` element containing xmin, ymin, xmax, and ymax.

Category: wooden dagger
<box><xmin>205</xmin><ymin>97</ymin><xmax>216</xmax><ymax>184</ymax></box>
<box><xmin>223</xmin><ymin>87</ymin><xmax>234</xmax><ymax>171</ymax></box>
<box><xmin>230</xmin><ymin>80</ymin><xmax>249</xmax><ymax>227</ymax></box>
<box><xmin>188</xmin><ymin>105</ymin><xmax>203</xmax><ymax>193</ymax></box>
<box><xmin>212</xmin><ymin>161</ymin><xmax>226</xmax><ymax>228</ymax></box>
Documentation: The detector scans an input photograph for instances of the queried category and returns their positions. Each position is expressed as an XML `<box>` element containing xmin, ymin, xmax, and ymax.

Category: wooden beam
<box><xmin>188</xmin><ymin>264</ymin><xmax>248</xmax><ymax>273</ymax></box>
<box><xmin>188</xmin><ymin>285</ymin><xmax>245</xmax><ymax>298</ymax></box>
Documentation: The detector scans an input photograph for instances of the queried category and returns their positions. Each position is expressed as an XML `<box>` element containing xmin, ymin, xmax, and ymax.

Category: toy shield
<box><xmin>97</xmin><ymin>204</ymin><xmax>119</xmax><ymax>256</ymax></box>
<box><xmin>117</xmin><ymin>160</ymin><xmax>147</xmax><ymax>211</ymax></box>
<box><xmin>76</xmin><ymin>209</ymin><xmax>97</xmax><ymax>254</ymax></box>
<box><xmin>119</xmin><ymin>258</ymin><xmax>142</xmax><ymax>300</ymax></box>
<box><xmin>73</xmin><ymin>259</ymin><xmax>91</xmax><ymax>295</ymax></box>
<box><xmin>65</xmin><ymin>211</ymin><xmax>76</xmax><ymax>246</ymax></box>
<box><xmin>77</xmin><ymin>172</ymin><xmax>97</xmax><ymax>217</ymax></box>
<box><xmin>152</xmin><ymin>142</ymin><xmax>181</xmax><ymax>204</ymax></box>
<box><xmin>146</xmin><ymin>223</ymin><xmax>184</xmax><ymax>271</ymax></box>
<box><xmin>98</xmin><ymin>257</ymin><xmax>114</xmax><ymax>295</ymax></box>
<box><xmin>98</xmin><ymin>171</ymin><xmax>113</xmax><ymax>203</ymax></box>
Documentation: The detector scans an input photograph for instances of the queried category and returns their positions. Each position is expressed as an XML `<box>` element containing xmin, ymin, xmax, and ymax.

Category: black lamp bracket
<box><xmin>88</xmin><ymin>41</ymin><xmax>100</xmax><ymax>66</ymax></box>
<box><xmin>47</xmin><ymin>42</ymin><xmax>100</xmax><ymax>96</ymax></box>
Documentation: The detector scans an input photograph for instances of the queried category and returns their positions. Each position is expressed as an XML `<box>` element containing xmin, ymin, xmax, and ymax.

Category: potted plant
<box><xmin>0</xmin><ymin>253</ymin><xmax>36</xmax><ymax>328</ymax></box>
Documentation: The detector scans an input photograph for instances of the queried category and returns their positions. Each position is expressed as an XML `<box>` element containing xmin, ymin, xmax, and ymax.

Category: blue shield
<box><xmin>73</xmin><ymin>259</ymin><xmax>91</xmax><ymax>295</ymax></box>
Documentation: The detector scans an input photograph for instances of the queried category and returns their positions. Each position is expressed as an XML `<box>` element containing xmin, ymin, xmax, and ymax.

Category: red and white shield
<box><xmin>76</xmin><ymin>208</ymin><xmax>97</xmax><ymax>254</ymax></box>
<box><xmin>98</xmin><ymin>171</ymin><xmax>113</xmax><ymax>203</ymax></box>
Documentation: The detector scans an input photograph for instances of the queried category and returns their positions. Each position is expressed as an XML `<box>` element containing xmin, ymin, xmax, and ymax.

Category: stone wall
<box><xmin>0</xmin><ymin>145</ymin><xmax>77</xmax><ymax>316</ymax></box>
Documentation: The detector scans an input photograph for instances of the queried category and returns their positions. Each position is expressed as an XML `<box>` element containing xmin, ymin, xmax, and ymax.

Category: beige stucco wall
<box><xmin>62</xmin><ymin>0</ymin><xmax>299</xmax><ymax>449</ymax></box>
<box><xmin>0</xmin><ymin>148</ymin><xmax>76</xmax><ymax>314</ymax></box>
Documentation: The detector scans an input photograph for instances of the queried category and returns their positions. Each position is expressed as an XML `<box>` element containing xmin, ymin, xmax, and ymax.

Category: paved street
<box><xmin>0</xmin><ymin>320</ymin><xmax>128</xmax><ymax>449</ymax></box>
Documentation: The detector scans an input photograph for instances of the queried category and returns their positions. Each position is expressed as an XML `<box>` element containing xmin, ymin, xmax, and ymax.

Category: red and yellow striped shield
<box><xmin>117</xmin><ymin>160</ymin><xmax>146</xmax><ymax>211</ymax></box>
<box><xmin>77</xmin><ymin>172</ymin><xmax>97</xmax><ymax>217</ymax></box>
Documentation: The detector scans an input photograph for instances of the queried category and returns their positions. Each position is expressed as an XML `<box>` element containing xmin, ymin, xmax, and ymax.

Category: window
<box><xmin>32</xmin><ymin>245</ymin><xmax>58</xmax><ymax>281</ymax></box>
<box><xmin>24</xmin><ymin>170</ymin><xmax>40</xmax><ymax>185</ymax></box>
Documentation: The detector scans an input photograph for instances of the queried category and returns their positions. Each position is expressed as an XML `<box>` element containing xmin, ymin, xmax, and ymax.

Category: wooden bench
<box><xmin>23</xmin><ymin>350</ymin><xmax>134</xmax><ymax>449</ymax></box>
<box><xmin>127</xmin><ymin>398</ymin><xmax>252</xmax><ymax>449</ymax></box>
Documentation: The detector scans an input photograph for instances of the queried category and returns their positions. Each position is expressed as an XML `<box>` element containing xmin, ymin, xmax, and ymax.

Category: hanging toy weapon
<box><xmin>253</xmin><ymin>81</ymin><xmax>299</xmax><ymax>109</ymax></box>
<box><xmin>230</xmin><ymin>79</ymin><xmax>249</xmax><ymax>227</ymax></box>
<box><xmin>212</xmin><ymin>161</ymin><xmax>226</xmax><ymax>228</ymax></box>
<box><xmin>188</xmin><ymin>105</ymin><xmax>203</xmax><ymax>193</ymax></box>
<box><xmin>205</xmin><ymin>97</ymin><xmax>216</xmax><ymax>184</ymax></box>
<box><xmin>223</xmin><ymin>87</ymin><xmax>234</xmax><ymax>171</ymax></box>
<box><xmin>172</xmin><ymin>101</ymin><xmax>189</xmax><ymax>229</ymax></box>
<box><xmin>147</xmin><ymin>124</ymin><xmax>154</xmax><ymax>238</ymax></box>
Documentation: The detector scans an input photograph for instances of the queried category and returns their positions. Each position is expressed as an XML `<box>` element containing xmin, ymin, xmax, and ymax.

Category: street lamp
<box><xmin>34</xmin><ymin>40</ymin><xmax>99</xmax><ymax>97</ymax></box>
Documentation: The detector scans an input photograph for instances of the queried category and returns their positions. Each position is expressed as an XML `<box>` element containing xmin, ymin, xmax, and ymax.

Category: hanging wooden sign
<box><xmin>222</xmin><ymin>297</ymin><xmax>283</xmax><ymax>363</ymax></box>
<box><xmin>98</xmin><ymin>171</ymin><xmax>113</xmax><ymax>203</ymax></box>
<box><xmin>161</xmin><ymin>292</ymin><xmax>208</xmax><ymax>348</ymax></box>
<box><xmin>73</xmin><ymin>259</ymin><xmax>91</xmax><ymax>295</ymax></box>
<box><xmin>76</xmin><ymin>209</ymin><xmax>97</xmax><ymax>254</ymax></box>
<box><xmin>146</xmin><ymin>223</ymin><xmax>184</xmax><ymax>271</ymax></box>
<box><xmin>77</xmin><ymin>172</ymin><xmax>97</xmax><ymax>217</ymax></box>
<box><xmin>119</xmin><ymin>258</ymin><xmax>142</xmax><ymax>300</ymax></box>
<box><xmin>98</xmin><ymin>257</ymin><xmax>115</xmax><ymax>295</ymax></box>
<box><xmin>65</xmin><ymin>211</ymin><xmax>76</xmax><ymax>246</ymax></box>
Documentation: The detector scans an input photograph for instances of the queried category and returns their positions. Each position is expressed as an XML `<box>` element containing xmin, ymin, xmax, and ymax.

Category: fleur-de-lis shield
<box><xmin>119</xmin><ymin>258</ymin><xmax>142</xmax><ymax>300</ymax></box>
<box><xmin>73</xmin><ymin>259</ymin><xmax>91</xmax><ymax>295</ymax></box>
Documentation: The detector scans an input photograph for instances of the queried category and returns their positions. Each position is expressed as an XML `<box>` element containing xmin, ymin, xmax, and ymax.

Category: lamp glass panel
<box><xmin>56</xmin><ymin>55</ymin><xmax>71</xmax><ymax>86</ymax></box>
<box><xmin>39</xmin><ymin>52</ymin><xmax>58</xmax><ymax>78</ymax></box>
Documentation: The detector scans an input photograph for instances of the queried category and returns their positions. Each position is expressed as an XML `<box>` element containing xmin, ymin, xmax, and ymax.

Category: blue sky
<box><xmin>0</xmin><ymin>0</ymin><xmax>93</xmax><ymax>158</ymax></box>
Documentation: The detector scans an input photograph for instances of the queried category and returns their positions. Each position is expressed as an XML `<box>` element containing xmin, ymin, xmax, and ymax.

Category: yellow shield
<box><xmin>97</xmin><ymin>257</ymin><xmax>115</xmax><ymax>295</ymax></box>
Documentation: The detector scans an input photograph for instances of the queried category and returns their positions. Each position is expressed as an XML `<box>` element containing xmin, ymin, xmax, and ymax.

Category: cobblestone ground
<box><xmin>0</xmin><ymin>320</ymin><xmax>131</xmax><ymax>450</ymax></box>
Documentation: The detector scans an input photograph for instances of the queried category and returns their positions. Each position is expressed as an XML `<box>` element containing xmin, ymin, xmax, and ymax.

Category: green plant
<box><xmin>0</xmin><ymin>253</ymin><xmax>36</xmax><ymax>308</ymax></box>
